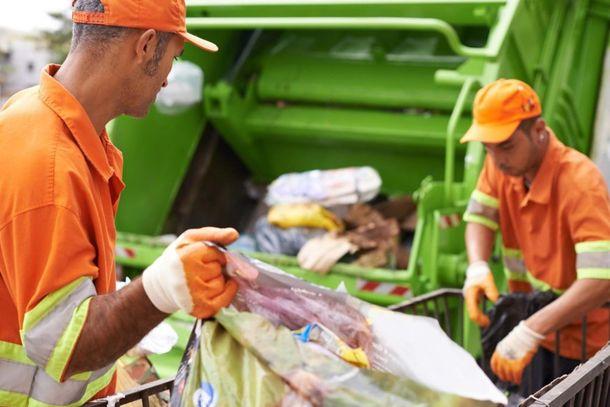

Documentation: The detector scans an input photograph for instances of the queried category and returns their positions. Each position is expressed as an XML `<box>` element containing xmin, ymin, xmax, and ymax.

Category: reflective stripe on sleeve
<box><xmin>466</xmin><ymin>200</ymin><xmax>500</xmax><ymax>223</ymax></box>
<box><xmin>22</xmin><ymin>277</ymin><xmax>96</xmax><ymax>381</ymax></box>
<box><xmin>575</xmin><ymin>241</ymin><xmax>610</xmax><ymax>280</ymax></box>
<box><xmin>577</xmin><ymin>268</ymin><xmax>610</xmax><ymax>279</ymax></box>
<box><xmin>576</xmin><ymin>252</ymin><xmax>610</xmax><ymax>269</ymax></box>
<box><xmin>503</xmin><ymin>247</ymin><xmax>528</xmax><ymax>283</ymax></box>
<box><xmin>463</xmin><ymin>213</ymin><xmax>499</xmax><ymax>231</ymax></box>
<box><xmin>575</xmin><ymin>240</ymin><xmax>610</xmax><ymax>253</ymax></box>
<box><xmin>45</xmin><ymin>297</ymin><xmax>92</xmax><ymax>381</ymax></box>
<box><xmin>503</xmin><ymin>248</ymin><xmax>564</xmax><ymax>294</ymax></box>
<box><xmin>472</xmin><ymin>190</ymin><xmax>499</xmax><ymax>208</ymax></box>
<box><xmin>463</xmin><ymin>190</ymin><xmax>499</xmax><ymax>231</ymax></box>
<box><xmin>503</xmin><ymin>248</ymin><xmax>526</xmax><ymax>275</ymax></box>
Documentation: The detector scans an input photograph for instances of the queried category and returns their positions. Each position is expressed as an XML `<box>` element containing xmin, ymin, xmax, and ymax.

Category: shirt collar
<box><xmin>509</xmin><ymin>128</ymin><xmax>563</xmax><ymax>205</ymax></box>
<box><xmin>38</xmin><ymin>64</ymin><xmax>114</xmax><ymax>180</ymax></box>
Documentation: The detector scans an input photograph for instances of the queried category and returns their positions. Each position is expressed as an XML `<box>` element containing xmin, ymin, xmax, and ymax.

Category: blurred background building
<box><xmin>0</xmin><ymin>1</ymin><xmax>71</xmax><ymax>104</ymax></box>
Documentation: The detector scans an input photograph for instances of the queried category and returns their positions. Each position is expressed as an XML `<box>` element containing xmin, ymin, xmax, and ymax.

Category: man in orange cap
<box><xmin>0</xmin><ymin>0</ymin><xmax>238</xmax><ymax>405</ymax></box>
<box><xmin>461</xmin><ymin>79</ymin><xmax>610</xmax><ymax>393</ymax></box>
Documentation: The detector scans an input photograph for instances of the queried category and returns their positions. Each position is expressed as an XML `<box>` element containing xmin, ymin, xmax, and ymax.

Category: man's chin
<box><xmin>500</xmin><ymin>167</ymin><xmax>524</xmax><ymax>177</ymax></box>
<box><xmin>125</xmin><ymin>105</ymin><xmax>153</xmax><ymax>119</ymax></box>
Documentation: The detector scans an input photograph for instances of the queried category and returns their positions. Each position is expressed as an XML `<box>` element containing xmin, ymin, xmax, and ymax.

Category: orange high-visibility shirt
<box><xmin>0</xmin><ymin>65</ymin><xmax>124</xmax><ymax>405</ymax></box>
<box><xmin>464</xmin><ymin>130</ymin><xmax>610</xmax><ymax>360</ymax></box>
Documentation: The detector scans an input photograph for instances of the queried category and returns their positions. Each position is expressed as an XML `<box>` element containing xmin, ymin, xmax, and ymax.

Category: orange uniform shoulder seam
<box><xmin>0</xmin><ymin>204</ymin><xmax>82</xmax><ymax>234</ymax></box>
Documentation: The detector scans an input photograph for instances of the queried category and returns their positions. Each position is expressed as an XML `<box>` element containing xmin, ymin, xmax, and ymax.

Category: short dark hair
<box><xmin>72</xmin><ymin>0</ymin><xmax>172</xmax><ymax>72</ymax></box>
<box><xmin>71</xmin><ymin>0</ymin><xmax>132</xmax><ymax>53</ymax></box>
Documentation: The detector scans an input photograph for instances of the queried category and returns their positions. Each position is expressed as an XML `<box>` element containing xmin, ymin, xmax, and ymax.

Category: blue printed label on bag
<box><xmin>193</xmin><ymin>381</ymin><xmax>217</xmax><ymax>407</ymax></box>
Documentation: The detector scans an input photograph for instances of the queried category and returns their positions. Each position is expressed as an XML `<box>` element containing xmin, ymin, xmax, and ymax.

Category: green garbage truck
<box><xmin>113</xmin><ymin>0</ymin><xmax>610</xmax><ymax>305</ymax></box>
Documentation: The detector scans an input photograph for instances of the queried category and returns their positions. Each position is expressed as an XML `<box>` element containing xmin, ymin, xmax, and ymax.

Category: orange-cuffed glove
<box><xmin>491</xmin><ymin>321</ymin><xmax>545</xmax><ymax>384</ymax></box>
<box><xmin>463</xmin><ymin>261</ymin><xmax>499</xmax><ymax>327</ymax></box>
<box><xmin>142</xmin><ymin>227</ymin><xmax>239</xmax><ymax>319</ymax></box>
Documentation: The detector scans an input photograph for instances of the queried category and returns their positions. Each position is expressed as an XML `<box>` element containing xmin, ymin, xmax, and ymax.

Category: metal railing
<box><xmin>522</xmin><ymin>344</ymin><xmax>610</xmax><ymax>406</ymax></box>
<box><xmin>185</xmin><ymin>0</ymin><xmax>520</xmax><ymax>59</ymax></box>
<box><xmin>85</xmin><ymin>378</ymin><xmax>173</xmax><ymax>407</ymax></box>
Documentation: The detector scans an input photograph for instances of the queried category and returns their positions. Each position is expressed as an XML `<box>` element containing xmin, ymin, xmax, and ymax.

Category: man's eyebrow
<box><xmin>497</xmin><ymin>139</ymin><xmax>512</xmax><ymax>148</ymax></box>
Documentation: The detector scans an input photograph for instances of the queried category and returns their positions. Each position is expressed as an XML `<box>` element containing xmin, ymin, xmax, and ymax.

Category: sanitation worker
<box><xmin>461</xmin><ymin>79</ymin><xmax>610</xmax><ymax>393</ymax></box>
<box><xmin>0</xmin><ymin>0</ymin><xmax>238</xmax><ymax>405</ymax></box>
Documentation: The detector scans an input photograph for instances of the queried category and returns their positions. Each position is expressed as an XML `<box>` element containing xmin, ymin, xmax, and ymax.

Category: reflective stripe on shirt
<box><xmin>0</xmin><ymin>340</ymin><xmax>114</xmax><ymax>407</ymax></box>
<box><xmin>22</xmin><ymin>277</ymin><xmax>96</xmax><ymax>382</ymax></box>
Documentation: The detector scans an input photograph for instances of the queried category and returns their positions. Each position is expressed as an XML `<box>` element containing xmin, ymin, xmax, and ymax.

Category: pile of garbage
<box><xmin>251</xmin><ymin>167</ymin><xmax>417</xmax><ymax>273</ymax></box>
<box><xmin>169</xmin><ymin>250</ymin><xmax>508</xmax><ymax>406</ymax></box>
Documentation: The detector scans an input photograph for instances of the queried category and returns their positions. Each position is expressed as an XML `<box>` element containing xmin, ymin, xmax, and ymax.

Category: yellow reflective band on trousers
<box><xmin>0</xmin><ymin>340</ymin><xmax>115</xmax><ymax>406</ymax></box>
<box><xmin>503</xmin><ymin>248</ymin><xmax>565</xmax><ymax>295</ymax></box>
<box><xmin>575</xmin><ymin>240</ymin><xmax>610</xmax><ymax>280</ymax></box>
<box><xmin>463</xmin><ymin>190</ymin><xmax>499</xmax><ymax>231</ymax></box>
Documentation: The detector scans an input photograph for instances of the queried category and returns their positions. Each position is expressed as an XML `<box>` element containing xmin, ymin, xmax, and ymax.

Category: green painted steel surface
<box><xmin>209</xmin><ymin>101</ymin><xmax>470</xmax><ymax>193</ymax></box>
<box><xmin>186</xmin><ymin>0</ymin><xmax>506</xmax><ymax>26</ymax></box>
<box><xmin>187</xmin><ymin>16</ymin><xmax>502</xmax><ymax>58</ymax></box>
<box><xmin>110</xmin><ymin>106</ymin><xmax>205</xmax><ymax>235</ymax></box>
<box><xmin>111</xmin><ymin>0</ymin><xmax>609</xmax><ymax>300</ymax></box>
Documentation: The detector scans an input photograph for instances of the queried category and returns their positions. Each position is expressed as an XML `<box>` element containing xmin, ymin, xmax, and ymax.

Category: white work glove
<box><xmin>491</xmin><ymin>321</ymin><xmax>545</xmax><ymax>384</ymax></box>
<box><xmin>142</xmin><ymin>227</ymin><xmax>239</xmax><ymax>318</ymax></box>
<box><xmin>297</xmin><ymin>234</ymin><xmax>356</xmax><ymax>274</ymax></box>
<box><xmin>463</xmin><ymin>261</ymin><xmax>499</xmax><ymax>327</ymax></box>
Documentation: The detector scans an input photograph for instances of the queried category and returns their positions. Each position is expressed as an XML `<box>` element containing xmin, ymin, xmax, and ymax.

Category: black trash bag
<box><xmin>480</xmin><ymin>291</ymin><xmax>557</xmax><ymax>392</ymax></box>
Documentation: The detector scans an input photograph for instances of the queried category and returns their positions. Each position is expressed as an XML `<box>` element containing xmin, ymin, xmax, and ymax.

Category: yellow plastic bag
<box><xmin>268</xmin><ymin>203</ymin><xmax>344</xmax><ymax>231</ymax></box>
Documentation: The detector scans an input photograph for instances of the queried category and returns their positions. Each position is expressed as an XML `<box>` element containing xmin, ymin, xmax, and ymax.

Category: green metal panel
<box><xmin>110</xmin><ymin>106</ymin><xmax>205</xmax><ymax>235</ymax></box>
<box><xmin>563</xmin><ymin>16</ymin><xmax>608</xmax><ymax>154</ymax></box>
<box><xmin>185</xmin><ymin>5</ymin><xmax>523</xmax><ymax>59</ymax></box>
<box><xmin>231</xmin><ymin>103</ymin><xmax>469</xmax><ymax>193</ymax></box>
<box><xmin>187</xmin><ymin>0</ymin><xmax>506</xmax><ymax>26</ymax></box>
<box><xmin>256</xmin><ymin>50</ymin><xmax>466</xmax><ymax>110</ymax></box>
<box><xmin>112</xmin><ymin>0</ymin><xmax>610</xmax><ymax>302</ymax></box>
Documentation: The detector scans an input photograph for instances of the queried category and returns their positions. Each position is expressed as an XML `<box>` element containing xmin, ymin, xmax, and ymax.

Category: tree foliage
<box><xmin>40</xmin><ymin>12</ymin><xmax>72</xmax><ymax>63</ymax></box>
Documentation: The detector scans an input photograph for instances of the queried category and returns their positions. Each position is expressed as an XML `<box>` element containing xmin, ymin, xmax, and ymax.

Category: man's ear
<box><xmin>134</xmin><ymin>29</ymin><xmax>158</xmax><ymax>65</ymax></box>
<box><xmin>532</xmin><ymin>117</ymin><xmax>547</xmax><ymax>144</ymax></box>
<box><xmin>533</xmin><ymin>117</ymin><xmax>546</xmax><ymax>134</ymax></box>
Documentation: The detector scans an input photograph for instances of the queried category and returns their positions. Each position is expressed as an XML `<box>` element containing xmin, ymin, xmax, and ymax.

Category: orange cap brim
<box><xmin>179</xmin><ymin>32</ymin><xmax>219</xmax><ymax>53</ymax></box>
<box><xmin>460</xmin><ymin>120</ymin><xmax>520</xmax><ymax>144</ymax></box>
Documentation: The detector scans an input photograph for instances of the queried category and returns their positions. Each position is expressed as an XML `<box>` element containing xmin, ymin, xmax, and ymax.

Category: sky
<box><xmin>0</xmin><ymin>1</ymin><xmax>70</xmax><ymax>33</ymax></box>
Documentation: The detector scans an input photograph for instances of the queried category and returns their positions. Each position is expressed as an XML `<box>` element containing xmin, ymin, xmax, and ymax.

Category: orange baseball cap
<box><xmin>72</xmin><ymin>0</ymin><xmax>218</xmax><ymax>52</ymax></box>
<box><xmin>460</xmin><ymin>79</ymin><xmax>542</xmax><ymax>144</ymax></box>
